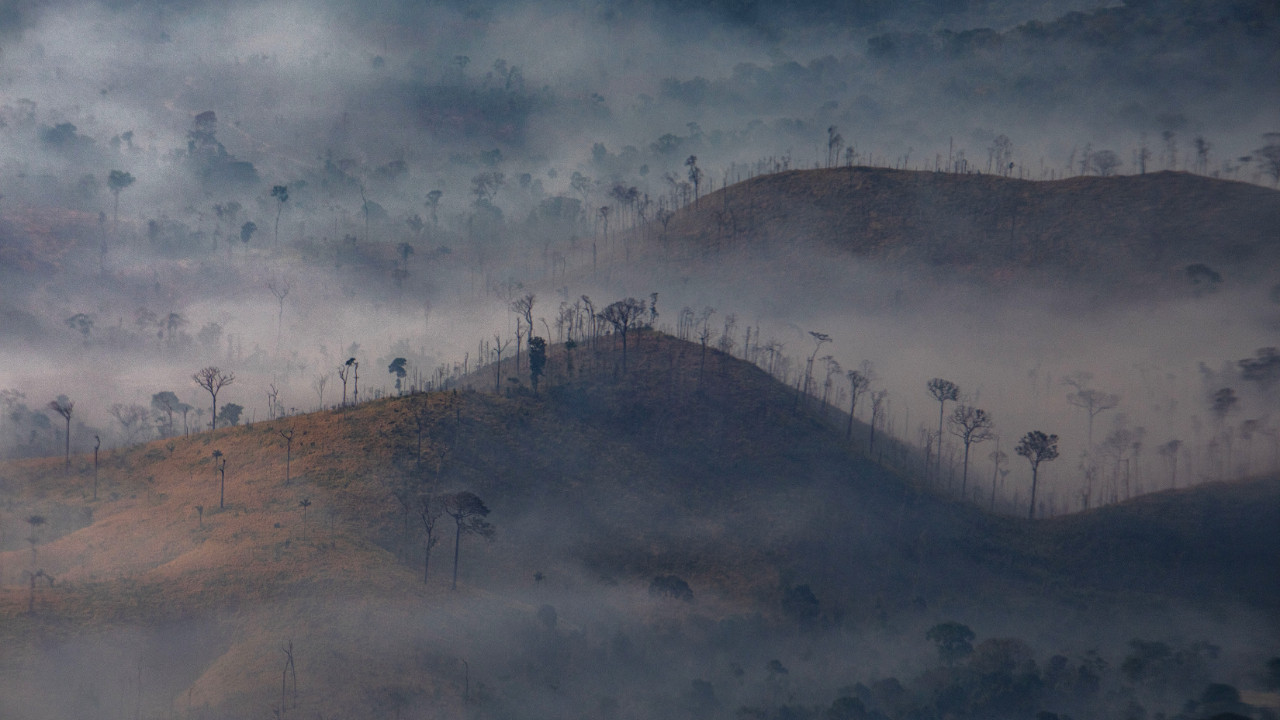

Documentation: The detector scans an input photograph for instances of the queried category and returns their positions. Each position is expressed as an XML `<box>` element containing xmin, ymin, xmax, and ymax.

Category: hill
<box><xmin>0</xmin><ymin>332</ymin><xmax>1277</xmax><ymax>719</ymax></box>
<box><xmin>651</xmin><ymin>168</ymin><xmax>1280</xmax><ymax>291</ymax></box>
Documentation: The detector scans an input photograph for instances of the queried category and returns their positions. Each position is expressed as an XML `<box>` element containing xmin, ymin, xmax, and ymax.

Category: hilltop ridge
<box><xmin>651</xmin><ymin>167</ymin><xmax>1280</xmax><ymax>289</ymax></box>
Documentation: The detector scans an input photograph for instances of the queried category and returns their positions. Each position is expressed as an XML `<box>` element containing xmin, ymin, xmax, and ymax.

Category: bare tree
<box><xmin>599</xmin><ymin>298</ymin><xmax>647</xmax><ymax>373</ymax></box>
<box><xmin>48</xmin><ymin>396</ymin><xmax>73</xmax><ymax>473</ymax></box>
<box><xmin>267</xmin><ymin>275</ymin><xmax>292</xmax><ymax>353</ymax></box>
<box><xmin>869</xmin><ymin>389</ymin><xmax>888</xmax><ymax>455</ymax></box>
<box><xmin>491</xmin><ymin>334</ymin><xmax>510</xmax><ymax>393</ymax></box>
<box><xmin>1016</xmin><ymin>431</ymin><xmax>1059</xmax><ymax>519</ymax></box>
<box><xmin>1063</xmin><ymin>372</ymin><xmax>1119</xmax><ymax>447</ymax></box>
<box><xmin>443</xmin><ymin>491</ymin><xmax>494</xmax><ymax>590</ymax></box>
<box><xmin>846</xmin><ymin>368</ymin><xmax>871</xmax><ymax>441</ymax></box>
<box><xmin>343</xmin><ymin>357</ymin><xmax>360</xmax><ymax>405</ymax></box>
<box><xmin>24</xmin><ymin>569</ymin><xmax>53</xmax><ymax>614</ymax></box>
<box><xmin>511</xmin><ymin>294</ymin><xmax>535</xmax><ymax>373</ymax></box>
<box><xmin>279</xmin><ymin>429</ymin><xmax>294</xmax><ymax>485</ymax></box>
<box><xmin>212</xmin><ymin>449</ymin><xmax>227</xmax><ymax>509</ymax></box>
<box><xmin>337</xmin><ymin>363</ymin><xmax>350</xmax><ymax>406</ymax></box>
<box><xmin>311</xmin><ymin>372</ymin><xmax>328</xmax><ymax>410</ymax></box>
<box><xmin>110</xmin><ymin>403</ymin><xmax>151</xmax><ymax>444</ymax></box>
<box><xmin>193</xmin><ymin>366</ymin><xmax>235</xmax><ymax>430</ymax></box>
<box><xmin>685</xmin><ymin>155</ymin><xmax>703</xmax><ymax>206</ymax></box>
<box><xmin>988</xmin><ymin>442</ymin><xmax>1007</xmax><ymax>512</ymax></box>
<box><xmin>93</xmin><ymin>435</ymin><xmax>100</xmax><ymax>501</ymax></box>
<box><xmin>1158</xmin><ymin>439</ymin><xmax>1182</xmax><ymax>488</ymax></box>
<box><xmin>800</xmin><ymin>332</ymin><xmax>832</xmax><ymax>408</ymax></box>
<box><xmin>1254</xmin><ymin>133</ymin><xmax>1280</xmax><ymax>186</ymax></box>
<box><xmin>419</xmin><ymin>493</ymin><xmax>444</xmax><ymax>584</ymax></box>
<box><xmin>948</xmin><ymin>405</ymin><xmax>995</xmax><ymax>499</ymax></box>
<box><xmin>927</xmin><ymin>378</ymin><xmax>960</xmax><ymax>479</ymax></box>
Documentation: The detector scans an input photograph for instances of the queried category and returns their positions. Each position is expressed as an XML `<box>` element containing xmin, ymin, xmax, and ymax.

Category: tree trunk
<box><xmin>1028</xmin><ymin>467</ymin><xmax>1038</xmax><ymax>519</ymax></box>
<box><xmin>452</xmin><ymin>521</ymin><xmax>462</xmax><ymax>590</ymax></box>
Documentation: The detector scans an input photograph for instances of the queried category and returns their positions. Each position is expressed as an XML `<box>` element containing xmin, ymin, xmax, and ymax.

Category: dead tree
<box><xmin>279</xmin><ymin>429</ymin><xmax>294</xmax><ymax>484</ymax></box>
<box><xmin>192</xmin><ymin>367</ymin><xmax>235</xmax><ymax>430</ymax></box>
<box><xmin>443</xmin><ymin>491</ymin><xmax>494</xmax><ymax>590</ymax></box>
<box><xmin>948</xmin><ymin>404</ymin><xmax>995</xmax><ymax>499</ymax></box>
<box><xmin>48</xmin><ymin>396</ymin><xmax>74</xmax><ymax>473</ymax></box>
<box><xmin>1063</xmin><ymin>372</ymin><xmax>1119</xmax><ymax>448</ymax></box>
<box><xmin>93</xmin><ymin>434</ymin><xmax>101</xmax><ymax>500</ymax></box>
<box><xmin>25</xmin><ymin>569</ymin><xmax>54</xmax><ymax>613</ymax></box>
<box><xmin>846</xmin><ymin>367</ymin><xmax>871</xmax><ymax>441</ymax></box>
<box><xmin>799</xmin><ymin>331</ymin><xmax>831</xmax><ymax>409</ymax></box>
<box><xmin>492</xmin><ymin>335</ymin><xmax>510</xmax><ymax>393</ymax></box>
<box><xmin>212</xmin><ymin>449</ymin><xmax>227</xmax><ymax>509</ymax></box>
<box><xmin>926</xmin><ymin>378</ymin><xmax>960</xmax><ymax>480</ymax></box>
<box><xmin>511</xmin><ymin>294</ymin><xmax>535</xmax><ymax>374</ymax></box>
<box><xmin>420</xmin><ymin>494</ymin><xmax>444</xmax><ymax>584</ymax></box>
<box><xmin>869</xmin><ymin>389</ymin><xmax>888</xmax><ymax>455</ymax></box>
<box><xmin>281</xmin><ymin>640</ymin><xmax>297</xmax><ymax>715</ymax></box>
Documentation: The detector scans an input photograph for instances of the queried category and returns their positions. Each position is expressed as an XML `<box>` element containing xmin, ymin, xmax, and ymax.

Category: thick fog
<box><xmin>0</xmin><ymin>0</ymin><xmax>1276</xmax><ymax>508</ymax></box>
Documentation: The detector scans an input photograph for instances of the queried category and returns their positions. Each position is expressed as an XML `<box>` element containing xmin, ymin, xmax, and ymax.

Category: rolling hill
<box><xmin>1</xmin><ymin>332</ymin><xmax>1276</xmax><ymax>719</ymax></box>
<box><xmin>649</xmin><ymin>168</ymin><xmax>1280</xmax><ymax>291</ymax></box>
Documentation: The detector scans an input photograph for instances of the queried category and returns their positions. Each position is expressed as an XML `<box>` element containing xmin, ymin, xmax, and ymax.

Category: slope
<box><xmin>0</xmin><ymin>332</ymin><xmax>1275</xmax><ymax>719</ymax></box>
<box><xmin>651</xmin><ymin>167</ymin><xmax>1280</xmax><ymax>291</ymax></box>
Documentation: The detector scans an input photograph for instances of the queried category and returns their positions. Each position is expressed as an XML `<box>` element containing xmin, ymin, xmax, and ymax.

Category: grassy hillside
<box><xmin>1</xmin><ymin>332</ymin><xmax>1276</xmax><ymax>719</ymax></box>
<box><xmin>653</xmin><ymin>168</ymin><xmax>1280</xmax><ymax>290</ymax></box>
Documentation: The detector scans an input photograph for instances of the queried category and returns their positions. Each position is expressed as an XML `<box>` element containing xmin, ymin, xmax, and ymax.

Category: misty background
<box><xmin>0</xmin><ymin>0</ymin><xmax>1277</xmax><ymax>513</ymax></box>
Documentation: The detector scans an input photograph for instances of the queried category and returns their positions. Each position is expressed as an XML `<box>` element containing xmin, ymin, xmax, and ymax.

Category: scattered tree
<box><xmin>298</xmin><ymin>498</ymin><xmax>311</xmax><ymax>539</ymax></box>
<box><xmin>24</xmin><ymin>568</ymin><xmax>53</xmax><ymax>614</ymax></box>
<box><xmin>528</xmin><ymin>336</ymin><xmax>547</xmax><ymax>393</ymax></box>
<box><xmin>926</xmin><ymin>621</ymin><xmax>975</xmax><ymax>666</ymax></box>
<box><xmin>443</xmin><ymin>491</ymin><xmax>494</xmax><ymax>590</ymax></box>
<box><xmin>419</xmin><ymin>493</ymin><xmax>444</xmax><ymax>584</ymax></box>
<box><xmin>869</xmin><ymin>389</ymin><xmax>888</xmax><ymax>455</ymax></box>
<box><xmin>344</xmin><ymin>357</ymin><xmax>360</xmax><ymax>404</ymax></box>
<box><xmin>1064</xmin><ymin>373</ymin><xmax>1120</xmax><ymax>447</ymax></box>
<box><xmin>949</xmin><ymin>404</ymin><xmax>995</xmax><ymax>498</ymax></box>
<box><xmin>599</xmin><ymin>298</ymin><xmax>646</xmax><ymax>373</ymax></box>
<box><xmin>1091</xmin><ymin>150</ymin><xmax>1121</xmax><ymax>176</ymax></box>
<box><xmin>193</xmin><ymin>366</ymin><xmax>235</xmax><ymax>430</ymax></box>
<box><xmin>270</xmin><ymin>184</ymin><xmax>288</xmax><ymax>246</ymax></box>
<box><xmin>212</xmin><ymin>449</ymin><xmax>227</xmax><ymax>509</ymax></box>
<box><xmin>47</xmin><ymin>395</ymin><xmax>73</xmax><ymax>473</ymax></box>
<box><xmin>93</xmin><ymin>435</ymin><xmax>101</xmax><ymax>500</ymax></box>
<box><xmin>337</xmin><ymin>362</ymin><xmax>351</xmax><ymax>406</ymax></box>
<box><xmin>927</xmin><ymin>378</ymin><xmax>960</xmax><ymax>479</ymax></box>
<box><xmin>1016</xmin><ymin>431</ymin><xmax>1060</xmax><ymax>519</ymax></box>
<box><xmin>151</xmin><ymin>391</ymin><xmax>181</xmax><ymax>437</ymax></box>
<box><xmin>388</xmin><ymin>357</ymin><xmax>408</xmax><ymax>394</ymax></box>
<box><xmin>110</xmin><ymin>403</ymin><xmax>151</xmax><ymax>444</ymax></box>
<box><xmin>1158</xmin><ymin>439</ymin><xmax>1182</xmax><ymax>488</ymax></box>
<box><xmin>846</xmin><ymin>367</ymin><xmax>871</xmax><ymax>441</ymax></box>
<box><xmin>279</xmin><ymin>428</ymin><xmax>294</xmax><ymax>485</ymax></box>
<box><xmin>267</xmin><ymin>275</ymin><xmax>291</xmax><ymax>353</ymax></box>
<box><xmin>216</xmin><ymin>402</ymin><xmax>243</xmax><ymax>427</ymax></box>
<box><xmin>1255</xmin><ymin>133</ymin><xmax>1280</xmax><ymax>186</ymax></box>
<box><xmin>685</xmin><ymin>155</ymin><xmax>703</xmax><ymax>205</ymax></box>
<box><xmin>107</xmin><ymin>169</ymin><xmax>135</xmax><ymax>233</ymax></box>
